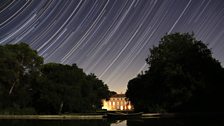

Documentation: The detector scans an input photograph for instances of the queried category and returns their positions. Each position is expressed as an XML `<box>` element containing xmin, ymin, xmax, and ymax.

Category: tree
<box><xmin>126</xmin><ymin>33</ymin><xmax>224</xmax><ymax>112</ymax></box>
<box><xmin>0</xmin><ymin>43</ymin><xmax>43</xmax><ymax>113</ymax></box>
<box><xmin>85</xmin><ymin>73</ymin><xmax>110</xmax><ymax>109</ymax></box>
<box><xmin>33</xmin><ymin>63</ymin><xmax>110</xmax><ymax>114</ymax></box>
<box><xmin>0</xmin><ymin>43</ymin><xmax>110</xmax><ymax>114</ymax></box>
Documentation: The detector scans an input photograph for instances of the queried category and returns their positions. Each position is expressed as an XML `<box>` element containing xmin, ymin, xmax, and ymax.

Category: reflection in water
<box><xmin>0</xmin><ymin>119</ymin><xmax>110</xmax><ymax>126</ymax></box>
<box><xmin>126</xmin><ymin>118</ymin><xmax>224</xmax><ymax>126</ymax></box>
<box><xmin>0</xmin><ymin>117</ymin><xmax>224</xmax><ymax>126</ymax></box>
<box><xmin>110</xmin><ymin>120</ymin><xmax>126</xmax><ymax>126</ymax></box>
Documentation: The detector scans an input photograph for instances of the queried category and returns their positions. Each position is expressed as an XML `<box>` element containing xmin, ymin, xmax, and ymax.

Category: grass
<box><xmin>0</xmin><ymin>114</ymin><xmax>104</xmax><ymax>120</ymax></box>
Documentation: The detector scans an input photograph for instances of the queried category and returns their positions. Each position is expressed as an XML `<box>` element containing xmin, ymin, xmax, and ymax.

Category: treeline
<box><xmin>126</xmin><ymin>33</ymin><xmax>224</xmax><ymax>112</ymax></box>
<box><xmin>0</xmin><ymin>43</ymin><xmax>110</xmax><ymax>114</ymax></box>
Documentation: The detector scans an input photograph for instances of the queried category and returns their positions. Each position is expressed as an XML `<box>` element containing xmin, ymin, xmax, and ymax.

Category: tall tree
<box><xmin>0</xmin><ymin>43</ymin><xmax>43</xmax><ymax>112</ymax></box>
<box><xmin>0</xmin><ymin>43</ymin><xmax>110</xmax><ymax>114</ymax></box>
<box><xmin>126</xmin><ymin>33</ymin><xmax>224</xmax><ymax>112</ymax></box>
<box><xmin>33</xmin><ymin>63</ymin><xmax>110</xmax><ymax>114</ymax></box>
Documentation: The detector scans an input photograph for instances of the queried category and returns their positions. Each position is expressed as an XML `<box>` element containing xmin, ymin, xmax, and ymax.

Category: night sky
<box><xmin>1</xmin><ymin>0</ymin><xmax>224</xmax><ymax>93</ymax></box>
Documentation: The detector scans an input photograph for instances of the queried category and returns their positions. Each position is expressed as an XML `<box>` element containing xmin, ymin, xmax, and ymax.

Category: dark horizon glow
<box><xmin>1</xmin><ymin>0</ymin><xmax>224</xmax><ymax>92</ymax></box>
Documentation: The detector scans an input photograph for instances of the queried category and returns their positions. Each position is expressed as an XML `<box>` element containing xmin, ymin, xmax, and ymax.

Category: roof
<box><xmin>111</xmin><ymin>94</ymin><xmax>126</xmax><ymax>98</ymax></box>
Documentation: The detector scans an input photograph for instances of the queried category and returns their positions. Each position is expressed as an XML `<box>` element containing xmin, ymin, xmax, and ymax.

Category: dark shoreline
<box><xmin>142</xmin><ymin>112</ymin><xmax>224</xmax><ymax>118</ymax></box>
<box><xmin>0</xmin><ymin>113</ymin><xmax>223</xmax><ymax>120</ymax></box>
<box><xmin>0</xmin><ymin>115</ymin><xmax>104</xmax><ymax>120</ymax></box>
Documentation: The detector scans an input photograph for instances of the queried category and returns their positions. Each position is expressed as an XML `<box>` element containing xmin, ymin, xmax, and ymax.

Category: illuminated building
<box><xmin>102</xmin><ymin>94</ymin><xmax>133</xmax><ymax>111</ymax></box>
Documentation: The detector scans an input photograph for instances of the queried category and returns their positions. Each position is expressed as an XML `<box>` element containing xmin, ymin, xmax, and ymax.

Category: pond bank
<box><xmin>0</xmin><ymin>113</ymin><xmax>223</xmax><ymax>120</ymax></box>
<box><xmin>0</xmin><ymin>115</ymin><xmax>104</xmax><ymax>120</ymax></box>
<box><xmin>142</xmin><ymin>112</ymin><xmax>224</xmax><ymax>118</ymax></box>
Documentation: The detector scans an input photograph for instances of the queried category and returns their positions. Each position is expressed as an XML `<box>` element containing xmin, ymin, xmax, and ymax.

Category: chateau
<box><xmin>102</xmin><ymin>94</ymin><xmax>133</xmax><ymax>111</ymax></box>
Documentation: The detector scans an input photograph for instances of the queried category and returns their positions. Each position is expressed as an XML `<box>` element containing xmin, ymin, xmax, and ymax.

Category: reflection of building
<box><xmin>102</xmin><ymin>94</ymin><xmax>133</xmax><ymax>111</ymax></box>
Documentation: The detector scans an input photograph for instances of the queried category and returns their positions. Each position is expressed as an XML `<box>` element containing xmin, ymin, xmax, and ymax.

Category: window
<box><xmin>120</xmin><ymin>106</ymin><xmax>123</xmax><ymax>110</ymax></box>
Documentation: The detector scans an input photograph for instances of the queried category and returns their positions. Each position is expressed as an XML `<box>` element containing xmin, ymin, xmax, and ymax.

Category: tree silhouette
<box><xmin>126</xmin><ymin>33</ymin><xmax>224</xmax><ymax>112</ymax></box>
<box><xmin>0</xmin><ymin>43</ymin><xmax>110</xmax><ymax>114</ymax></box>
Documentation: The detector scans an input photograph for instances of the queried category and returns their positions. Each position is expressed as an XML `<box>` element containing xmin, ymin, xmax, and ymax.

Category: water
<box><xmin>0</xmin><ymin>118</ymin><xmax>223</xmax><ymax>126</ymax></box>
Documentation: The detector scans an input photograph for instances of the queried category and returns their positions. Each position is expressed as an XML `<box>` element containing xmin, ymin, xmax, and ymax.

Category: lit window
<box><xmin>120</xmin><ymin>106</ymin><xmax>123</xmax><ymax>110</ymax></box>
<box><xmin>113</xmin><ymin>102</ymin><xmax>115</xmax><ymax>106</ymax></box>
<box><xmin>128</xmin><ymin>105</ymin><xmax>131</xmax><ymax>110</ymax></box>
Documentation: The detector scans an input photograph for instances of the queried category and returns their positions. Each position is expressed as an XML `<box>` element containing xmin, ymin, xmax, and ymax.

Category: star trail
<box><xmin>1</xmin><ymin>0</ymin><xmax>224</xmax><ymax>92</ymax></box>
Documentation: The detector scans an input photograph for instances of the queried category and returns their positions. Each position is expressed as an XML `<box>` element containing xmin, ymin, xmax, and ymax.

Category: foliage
<box><xmin>33</xmin><ymin>63</ymin><xmax>110</xmax><ymax>114</ymax></box>
<box><xmin>0</xmin><ymin>43</ymin><xmax>110</xmax><ymax>114</ymax></box>
<box><xmin>0</xmin><ymin>43</ymin><xmax>43</xmax><ymax>112</ymax></box>
<box><xmin>126</xmin><ymin>33</ymin><xmax>224</xmax><ymax>112</ymax></box>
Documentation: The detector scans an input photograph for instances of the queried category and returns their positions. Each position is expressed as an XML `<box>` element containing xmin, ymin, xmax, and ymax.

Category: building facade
<box><xmin>102</xmin><ymin>94</ymin><xmax>133</xmax><ymax>111</ymax></box>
